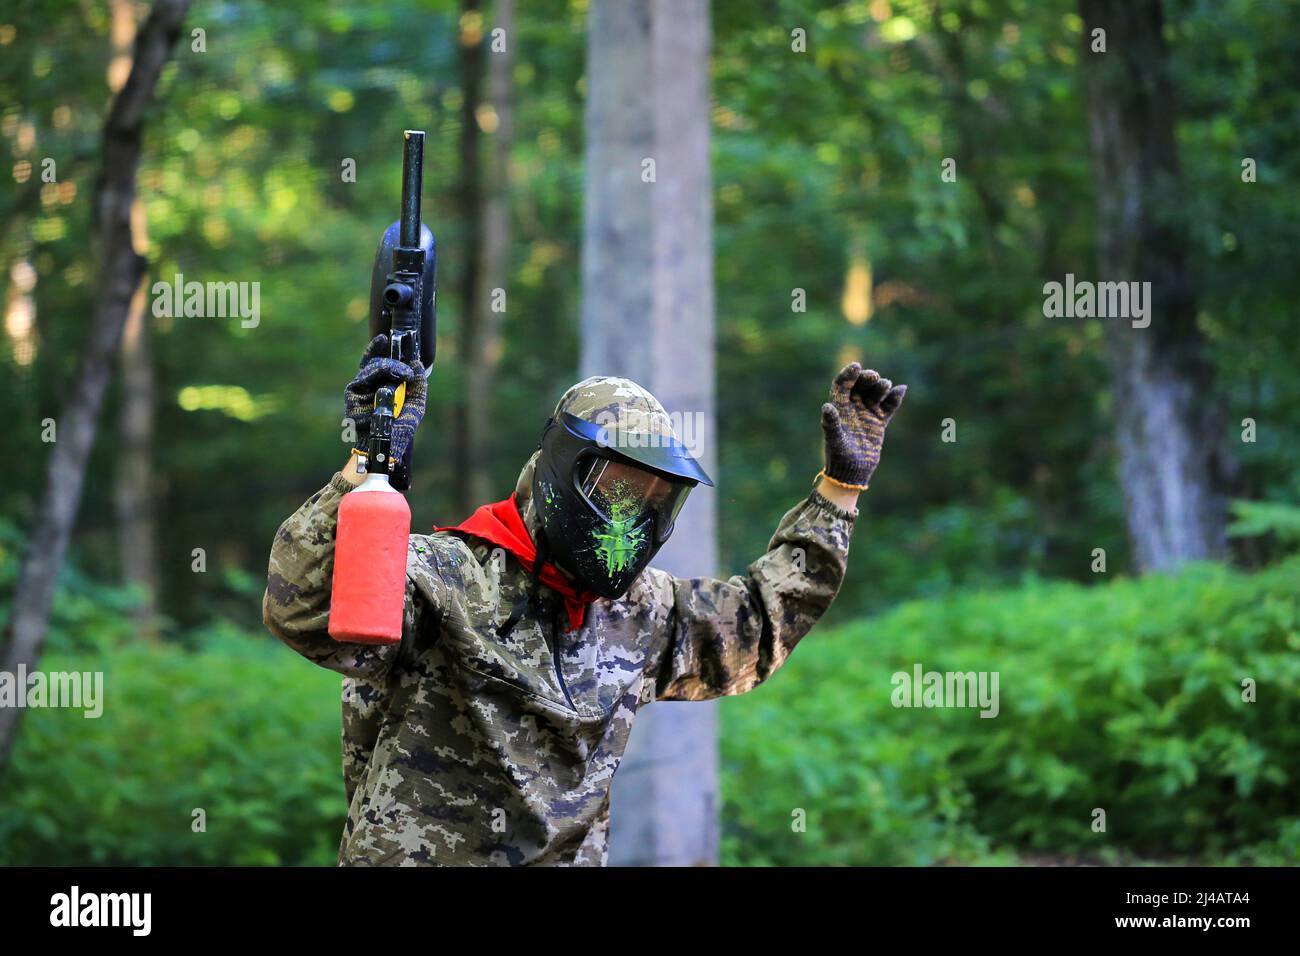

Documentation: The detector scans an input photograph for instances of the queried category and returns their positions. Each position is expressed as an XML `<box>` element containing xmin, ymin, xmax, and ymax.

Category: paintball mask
<box><xmin>533</xmin><ymin>378</ymin><xmax>713</xmax><ymax>599</ymax></box>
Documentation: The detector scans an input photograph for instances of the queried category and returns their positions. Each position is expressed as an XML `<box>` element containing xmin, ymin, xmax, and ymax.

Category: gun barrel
<box><xmin>399</xmin><ymin>130</ymin><xmax>425</xmax><ymax>248</ymax></box>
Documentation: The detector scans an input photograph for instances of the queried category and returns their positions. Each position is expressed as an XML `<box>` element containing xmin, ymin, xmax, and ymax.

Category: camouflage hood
<box><xmin>515</xmin><ymin>374</ymin><xmax>683</xmax><ymax>524</ymax></box>
<box><xmin>514</xmin><ymin>375</ymin><xmax>692</xmax><ymax>533</ymax></box>
<box><xmin>513</xmin><ymin>449</ymin><xmax>543</xmax><ymax>539</ymax></box>
<box><xmin>529</xmin><ymin>376</ymin><xmax>710</xmax><ymax>599</ymax></box>
<box><xmin>552</xmin><ymin>376</ymin><xmax>679</xmax><ymax>443</ymax></box>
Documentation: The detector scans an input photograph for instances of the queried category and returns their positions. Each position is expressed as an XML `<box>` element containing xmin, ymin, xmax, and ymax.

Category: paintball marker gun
<box><xmin>358</xmin><ymin>128</ymin><xmax>438</xmax><ymax>491</ymax></box>
<box><xmin>329</xmin><ymin>130</ymin><xmax>436</xmax><ymax>645</ymax></box>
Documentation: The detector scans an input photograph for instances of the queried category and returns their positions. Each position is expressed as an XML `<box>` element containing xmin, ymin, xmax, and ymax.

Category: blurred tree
<box><xmin>111</xmin><ymin>0</ymin><xmax>161</xmax><ymax>638</ymax></box>
<box><xmin>583</xmin><ymin>0</ymin><xmax>720</xmax><ymax>867</ymax></box>
<box><xmin>452</xmin><ymin>0</ymin><xmax>485</xmax><ymax>516</ymax></box>
<box><xmin>1080</xmin><ymin>0</ymin><xmax>1229</xmax><ymax>571</ymax></box>
<box><xmin>0</xmin><ymin>0</ymin><xmax>191</xmax><ymax>766</ymax></box>
<box><xmin>115</xmin><ymin>282</ymin><xmax>160</xmax><ymax>638</ymax></box>
<box><xmin>467</xmin><ymin>0</ymin><xmax>515</xmax><ymax>506</ymax></box>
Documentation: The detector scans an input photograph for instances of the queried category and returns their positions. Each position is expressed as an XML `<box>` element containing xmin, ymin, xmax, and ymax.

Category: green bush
<box><xmin>1229</xmin><ymin>498</ymin><xmax>1300</xmax><ymax>547</ymax></box>
<box><xmin>721</xmin><ymin>557</ymin><xmax>1300</xmax><ymax>865</ymax></box>
<box><xmin>3</xmin><ymin>516</ymin><xmax>1296</xmax><ymax>865</ymax></box>
<box><xmin>0</xmin><ymin>623</ymin><xmax>344</xmax><ymax>866</ymax></box>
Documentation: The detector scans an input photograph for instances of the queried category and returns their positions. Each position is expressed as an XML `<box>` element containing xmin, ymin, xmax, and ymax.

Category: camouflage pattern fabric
<box><xmin>263</xmin><ymin>388</ymin><xmax>858</xmax><ymax>866</ymax></box>
<box><xmin>551</xmin><ymin>375</ymin><xmax>677</xmax><ymax>445</ymax></box>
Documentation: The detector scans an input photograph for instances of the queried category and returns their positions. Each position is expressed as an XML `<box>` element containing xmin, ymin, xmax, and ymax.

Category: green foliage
<box><xmin>3</xmin><ymin>523</ymin><xmax>1297</xmax><ymax>865</ymax></box>
<box><xmin>0</xmin><ymin>624</ymin><xmax>343</xmax><ymax>866</ymax></box>
<box><xmin>0</xmin><ymin>519</ymin><xmax>142</xmax><ymax>654</ymax></box>
<box><xmin>721</xmin><ymin>556</ymin><xmax>1300</xmax><ymax>865</ymax></box>
<box><xmin>1228</xmin><ymin>498</ymin><xmax>1300</xmax><ymax>547</ymax></box>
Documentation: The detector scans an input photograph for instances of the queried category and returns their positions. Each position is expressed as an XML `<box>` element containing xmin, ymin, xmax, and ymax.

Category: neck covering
<box><xmin>437</xmin><ymin>468</ymin><xmax>597</xmax><ymax>632</ymax></box>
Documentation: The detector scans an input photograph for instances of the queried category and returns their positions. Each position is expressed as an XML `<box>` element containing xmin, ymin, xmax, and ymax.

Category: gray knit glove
<box><xmin>820</xmin><ymin>362</ymin><xmax>906</xmax><ymax>489</ymax></box>
<box><xmin>343</xmin><ymin>333</ymin><xmax>426</xmax><ymax>460</ymax></box>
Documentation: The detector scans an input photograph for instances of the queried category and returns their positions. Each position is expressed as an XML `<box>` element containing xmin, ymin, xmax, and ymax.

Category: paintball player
<box><xmin>263</xmin><ymin>339</ymin><xmax>906</xmax><ymax>865</ymax></box>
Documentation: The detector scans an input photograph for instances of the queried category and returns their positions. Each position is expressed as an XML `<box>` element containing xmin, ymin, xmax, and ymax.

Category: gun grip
<box><xmin>370</xmin><ymin>381</ymin><xmax>406</xmax><ymax>418</ymax></box>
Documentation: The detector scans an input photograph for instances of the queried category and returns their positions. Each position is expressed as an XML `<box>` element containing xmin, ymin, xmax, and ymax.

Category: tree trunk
<box><xmin>0</xmin><ymin>0</ymin><xmax>190</xmax><ymax>768</ymax></box>
<box><xmin>116</xmin><ymin>281</ymin><xmax>161</xmax><ymax>637</ymax></box>
<box><xmin>582</xmin><ymin>0</ymin><xmax>719</xmax><ymax>866</ymax></box>
<box><xmin>452</xmin><ymin>0</ymin><xmax>485</xmax><ymax>517</ymax></box>
<box><xmin>467</xmin><ymin>0</ymin><xmax>515</xmax><ymax>506</ymax></box>
<box><xmin>111</xmin><ymin>0</ymin><xmax>161</xmax><ymax>638</ymax></box>
<box><xmin>1080</xmin><ymin>0</ymin><xmax>1228</xmax><ymax>572</ymax></box>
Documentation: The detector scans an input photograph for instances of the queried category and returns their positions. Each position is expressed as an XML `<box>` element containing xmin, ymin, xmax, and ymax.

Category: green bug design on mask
<box><xmin>591</xmin><ymin>479</ymin><xmax>648</xmax><ymax>575</ymax></box>
<box><xmin>592</xmin><ymin>514</ymin><xmax>647</xmax><ymax>575</ymax></box>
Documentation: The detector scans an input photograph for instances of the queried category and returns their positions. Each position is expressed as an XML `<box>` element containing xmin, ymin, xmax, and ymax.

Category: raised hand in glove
<box><xmin>819</xmin><ymin>362</ymin><xmax>906</xmax><ymax>491</ymax></box>
<box><xmin>343</xmin><ymin>333</ymin><xmax>427</xmax><ymax>463</ymax></box>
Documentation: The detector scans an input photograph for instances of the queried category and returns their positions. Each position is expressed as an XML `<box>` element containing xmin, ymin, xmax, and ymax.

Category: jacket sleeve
<box><xmin>649</xmin><ymin>489</ymin><xmax>856</xmax><ymax>701</ymax></box>
<box><xmin>262</xmin><ymin>472</ymin><xmax>416</xmax><ymax>680</ymax></box>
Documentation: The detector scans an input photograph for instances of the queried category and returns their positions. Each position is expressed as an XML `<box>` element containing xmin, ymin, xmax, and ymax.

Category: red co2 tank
<box><xmin>328</xmin><ymin>471</ymin><xmax>409</xmax><ymax>645</ymax></box>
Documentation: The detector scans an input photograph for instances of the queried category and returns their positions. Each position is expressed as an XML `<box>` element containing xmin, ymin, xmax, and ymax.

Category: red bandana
<box><xmin>435</xmin><ymin>494</ymin><xmax>597</xmax><ymax>632</ymax></box>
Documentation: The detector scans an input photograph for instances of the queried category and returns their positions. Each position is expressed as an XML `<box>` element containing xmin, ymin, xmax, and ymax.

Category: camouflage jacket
<box><xmin>262</xmin><ymin>454</ymin><xmax>857</xmax><ymax>866</ymax></box>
